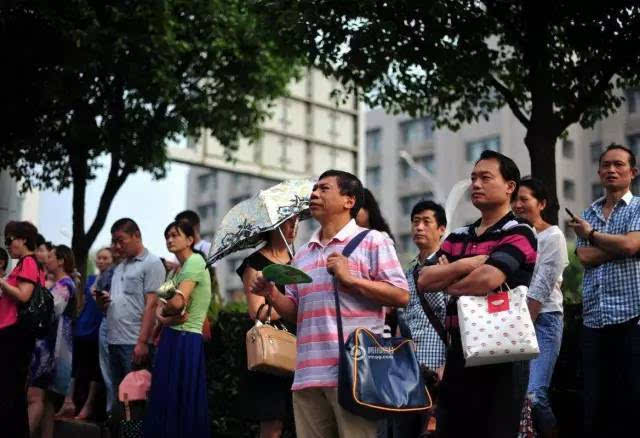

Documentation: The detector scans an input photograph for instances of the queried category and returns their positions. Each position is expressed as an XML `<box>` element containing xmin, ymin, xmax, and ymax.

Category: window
<box><xmin>626</xmin><ymin>89</ymin><xmax>640</xmax><ymax>114</ymax></box>
<box><xmin>591</xmin><ymin>183</ymin><xmax>603</xmax><ymax>201</ymax></box>
<box><xmin>399</xmin><ymin>234</ymin><xmax>413</xmax><ymax>253</ymax></box>
<box><xmin>563</xmin><ymin>179</ymin><xmax>575</xmax><ymax>201</ymax></box>
<box><xmin>197</xmin><ymin>202</ymin><xmax>217</xmax><ymax>220</ymax></box>
<box><xmin>366</xmin><ymin>129</ymin><xmax>382</xmax><ymax>154</ymax></box>
<box><xmin>400</xmin><ymin>193</ymin><xmax>433</xmax><ymax>215</ymax></box>
<box><xmin>465</xmin><ymin>136</ymin><xmax>500</xmax><ymax>162</ymax></box>
<box><xmin>590</xmin><ymin>142</ymin><xmax>602</xmax><ymax>163</ymax></box>
<box><xmin>366</xmin><ymin>166</ymin><xmax>381</xmax><ymax>186</ymax></box>
<box><xmin>415</xmin><ymin>154</ymin><xmax>435</xmax><ymax>173</ymax></box>
<box><xmin>562</xmin><ymin>139</ymin><xmax>574</xmax><ymax>159</ymax></box>
<box><xmin>628</xmin><ymin>134</ymin><xmax>640</xmax><ymax>158</ymax></box>
<box><xmin>400</xmin><ymin>118</ymin><xmax>434</xmax><ymax>145</ymax></box>
<box><xmin>197</xmin><ymin>172</ymin><xmax>217</xmax><ymax>193</ymax></box>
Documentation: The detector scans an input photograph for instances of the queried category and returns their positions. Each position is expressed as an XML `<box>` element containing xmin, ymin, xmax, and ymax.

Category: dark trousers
<box><xmin>582</xmin><ymin>318</ymin><xmax>640</xmax><ymax>438</ymax></box>
<box><xmin>0</xmin><ymin>324</ymin><xmax>35</xmax><ymax>438</ymax></box>
<box><xmin>436</xmin><ymin>333</ymin><xmax>529</xmax><ymax>438</ymax></box>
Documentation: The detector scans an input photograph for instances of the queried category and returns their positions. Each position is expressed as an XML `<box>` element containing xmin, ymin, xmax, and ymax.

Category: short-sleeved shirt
<box><xmin>436</xmin><ymin>212</ymin><xmax>537</xmax><ymax>329</ymax></box>
<box><xmin>576</xmin><ymin>191</ymin><xmax>640</xmax><ymax>328</ymax></box>
<box><xmin>285</xmin><ymin>219</ymin><xmax>409</xmax><ymax>391</ymax></box>
<box><xmin>399</xmin><ymin>255</ymin><xmax>448</xmax><ymax>370</ymax></box>
<box><xmin>169</xmin><ymin>253</ymin><xmax>211</xmax><ymax>334</ymax></box>
<box><xmin>106</xmin><ymin>248</ymin><xmax>166</xmax><ymax>345</ymax></box>
<box><xmin>527</xmin><ymin>226</ymin><xmax>568</xmax><ymax>314</ymax></box>
<box><xmin>0</xmin><ymin>255</ymin><xmax>45</xmax><ymax>329</ymax></box>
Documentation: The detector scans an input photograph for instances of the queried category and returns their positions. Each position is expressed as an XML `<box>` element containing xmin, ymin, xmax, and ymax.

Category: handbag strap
<box><xmin>413</xmin><ymin>264</ymin><xmax>449</xmax><ymax>347</ymax></box>
<box><xmin>333</xmin><ymin>230</ymin><xmax>371</xmax><ymax>351</ymax></box>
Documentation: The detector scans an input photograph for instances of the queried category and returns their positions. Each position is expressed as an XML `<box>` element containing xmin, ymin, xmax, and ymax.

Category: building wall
<box><xmin>366</xmin><ymin>88</ymin><xmax>640</xmax><ymax>263</ymax></box>
<box><xmin>186</xmin><ymin>68</ymin><xmax>361</xmax><ymax>299</ymax></box>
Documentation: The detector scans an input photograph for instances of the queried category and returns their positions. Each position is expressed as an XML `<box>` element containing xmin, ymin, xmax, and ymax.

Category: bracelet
<box><xmin>588</xmin><ymin>229</ymin><xmax>596</xmax><ymax>245</ymax></box>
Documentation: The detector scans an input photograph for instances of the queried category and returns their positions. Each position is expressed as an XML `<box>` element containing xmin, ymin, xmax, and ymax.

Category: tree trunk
<box><xmin>524</xmin><ymin>130</ymin><xmax>559</xmax><ymax>225</ymax></box>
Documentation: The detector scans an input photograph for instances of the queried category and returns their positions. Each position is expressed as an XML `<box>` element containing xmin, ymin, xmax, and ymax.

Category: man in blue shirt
<box><xmin>569</xmin><ymin>144</ymin><xmax>640</xmax><ymax>438</ymax></box>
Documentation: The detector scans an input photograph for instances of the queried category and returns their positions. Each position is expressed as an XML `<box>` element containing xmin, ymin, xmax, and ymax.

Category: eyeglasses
<box><xmin>4</xmin><ymin>236</ymin><xmax>15</xmax><ymax>247</ymax></box>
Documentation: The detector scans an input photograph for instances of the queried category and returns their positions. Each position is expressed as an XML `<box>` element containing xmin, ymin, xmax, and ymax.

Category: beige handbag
<box><xmin>246</xmin><ymin>301</ymin><xmax>296</xmax><ymax>376</ymax></box>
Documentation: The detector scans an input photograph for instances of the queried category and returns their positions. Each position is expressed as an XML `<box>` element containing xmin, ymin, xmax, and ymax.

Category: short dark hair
<box><xmin>110</xmin><ymin>218</ymin><xmax>140</xmax><ymax>236</ymax></box>
<box><xmin>361</xmin><ymin>188</ymin><xmax>395</xmax><ymax>242</ymax></box>
<box><xmin>53</xmin><ymin>244</ymin><xmax>76</xmax><ymax>276</ymax></box>
<box><xmin>0</xmin><ymin>247</ymin><xmax>8</xmax><ymax>269</ymax></box>
<box><xmin>4</xmin><ymin>221</ymin><xmax>39</xmax><ymax>251</ymax></box>
<box><xmin>599</xmin><ymin>143</ymin><xmax>636</xmax><ymax>168</ymax></box>
<box><xmin>475</xmin><ymin>150</ymin><xmax>521</xmax><ymax>201</ymax></box>
<box><xmin>175</xmin><ymin>210</ymin><xmax>200</xmax><ymax>227</ymax></box>
<box><xmin>411</xmin><ymin>200</ymin><xmax>447</xmax><ymax>228</ymax></box>
<box><xmin>36</xmin><ymin>233</ymin><xmax>46</xmax><ymax>248</ymax></box>
<box><xmin>318</xmin><ymin>170</ymin><xmax>364</xmax><ymax>218</ymax></box>
<box><xmin>519</xmin><ymin>177</ymin><xmax>549</xmax><ymax>209</ymax></box>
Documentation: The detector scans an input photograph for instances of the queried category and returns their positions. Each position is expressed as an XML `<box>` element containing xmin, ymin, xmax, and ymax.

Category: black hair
<box><xmin>110</xmin><ymin>218</ymin><xmax>141</xmax><ymax>236</ymax></box>
<box><xmin>164</xmin><ymin>220</ymin><xmax>212</xmax><ymax>273</ymax></box>
<box><xmin>361</xmin><ymin>188</ymin><xmax>395</xmax><ymax>242</ymax></box>
<box><xmin>53</xmin><ymin>244</ymin><xmax>76</xmax><ymax>276</ymax></box>
<box><xmin>318</xmin><ymin>169</ymin><xmax>364</xmax><ymax>218</ymax></box>
<box><xmin>44</xmin><ymin>241</ymin><xmax>53</xmax><ymax>251</ymax></box>
<box><xmin>175</xmin><ymin>210</ymin><xmax>201</xmax><ymax>227</ymax></box>
<box><xmin>0</xmin><ymin>247</ymin><xmax>8</xmax><ymax>269</ymax></box>
<box><xmin>4</xmin><ymin>221</ymin><xmax>39</xmax><ymax>251</ymax></box>
<box><xmin>36</xmin><ymin>233</ymin><xmax>46</xmax><ymax>247</ymax></box>
<box><xmin>519</xmin><ymin>177</ymin><xmax>549</xmax><ymax>209</ymax></box>
<box><xmin>599</xmin><ymin>143</ymin><xmax>637</xmax><ymax>168</ymax></box>
<box><xmin>475</xmin><ymin>150</ymin><xmax>521</xmax><ymax>201</ymax></box>
<box><xmin>410</xmin><ymin>200</ymin><xmax>447</xmax><ymax>228</ymax></box>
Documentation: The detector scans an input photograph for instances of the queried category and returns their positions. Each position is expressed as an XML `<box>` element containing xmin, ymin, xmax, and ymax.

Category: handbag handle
<box><xmin>333</xmin><ymin>230</ymin><xmax>371</xmax><ymax>352</ymax></box>
<box><xmin>256</xmin><ymin>299</ymin><xmax>272</xmax><ymax>324</ymax></box>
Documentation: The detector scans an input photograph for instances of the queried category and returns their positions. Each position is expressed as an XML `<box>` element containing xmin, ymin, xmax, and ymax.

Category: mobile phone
<box><xmin>565</xmin><ymin>208</ymin><xmax>576</xmax><ymax>219</ymax></box>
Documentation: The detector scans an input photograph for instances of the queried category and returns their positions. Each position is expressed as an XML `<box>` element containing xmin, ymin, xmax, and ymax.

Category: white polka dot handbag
<box><xmin>457</xmin><ymin>285</ymin><xmax>540</xmax><ymax>367</ymax></box>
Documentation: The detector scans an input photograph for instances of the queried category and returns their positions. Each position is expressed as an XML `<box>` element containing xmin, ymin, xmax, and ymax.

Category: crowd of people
<box><xmin>0</xmin><ymin>142</ymin><xmax>638</xmax><ymax>438</ymax></box>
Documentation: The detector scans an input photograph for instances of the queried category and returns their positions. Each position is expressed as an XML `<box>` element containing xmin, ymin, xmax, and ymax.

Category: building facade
<box><xmin>186</xmin><ymin>68</ymin><xmax>362</xmax><ymax>299</ymax></box>
<box><xmin>366</xmin><ymin>88</ymin><xmax>640</xmax><ymax>262</ymax></box>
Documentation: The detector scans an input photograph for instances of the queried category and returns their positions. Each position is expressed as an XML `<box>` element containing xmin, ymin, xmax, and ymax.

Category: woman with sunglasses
<box><xmin>0</xmin><ymin>221</ymin><xmax>46</xmax><ymax>438</ymax></box>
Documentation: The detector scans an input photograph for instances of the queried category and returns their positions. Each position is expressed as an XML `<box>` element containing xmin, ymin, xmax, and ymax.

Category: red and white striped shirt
<box><xmin>285</xmin><ymin>219</ymin><xmax>409</xmax><ymax>391</ymax></box>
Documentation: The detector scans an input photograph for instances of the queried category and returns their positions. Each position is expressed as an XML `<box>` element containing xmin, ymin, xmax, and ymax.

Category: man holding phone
<box><xmin>568</xmin><ymin>144</ymin><xmax>640</xmax><ymax>437</ymax></box>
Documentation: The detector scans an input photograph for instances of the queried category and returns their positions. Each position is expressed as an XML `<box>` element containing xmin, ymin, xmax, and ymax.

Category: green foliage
<box><xmin>222</xmin><ymin>299</ymin><xmax>249</xmax><ymax>314</ymax></box>
<box><xmin>0</xmin><ymin>0</ymin><xmax>301</xmax><ymax>274</ymax></box>
<box><xmin>562</xmin><ymin>242</ymin><xmax>583</xmax><ymax>304</ymax></box>
<box><xmin>263</xmin><ymin>0</ymin><xmax>640</xmax><ymax>223</ymax></box>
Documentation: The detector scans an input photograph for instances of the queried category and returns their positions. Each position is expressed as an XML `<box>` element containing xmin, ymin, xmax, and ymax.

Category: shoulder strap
<box><xmin>334</xmin><ymin>230</ymin><xmax>371</xmax><ymax>350</ymax></box>
<box><xmin>413</xmin><ymin>265</ymin><xmax>449</xmax><ymax>347</ymax></box>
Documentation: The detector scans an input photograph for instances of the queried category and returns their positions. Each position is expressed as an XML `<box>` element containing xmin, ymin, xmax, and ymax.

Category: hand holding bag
<box><xmin>336</xmin><ymin>230</ymin><xmax>432</xmax><ymax>420</ymax></box>
<box><xmin>246</xmin><ymin>300</ymin><xmax>296</xmax><ymax>376</ymax></box>
<box><xmin>457</xmin><ymin>284</ymin><xmax>539</xmax><ymax>367</ymax></box>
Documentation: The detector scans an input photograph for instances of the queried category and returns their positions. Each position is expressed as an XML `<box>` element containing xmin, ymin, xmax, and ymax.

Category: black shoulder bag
<box><xmin>335</xmin><ymin>230</ymin><xmax>432</xmax><ymax>420</ymax></box>
<box><xmin>17</xmin><ymin>255</ymin><xmax>54</xmax><ymax>339</ymax></box>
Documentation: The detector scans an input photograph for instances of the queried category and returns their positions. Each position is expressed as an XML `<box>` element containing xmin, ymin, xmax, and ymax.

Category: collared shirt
<box><xmin>285</xmin><ymin>219</ymin><xmax>409</xmax><ymax>391</ymax></box>
<box><xmin>437</xmin><ymin>212</ymin><xmax>537</xmax><ymax>329</ymax></box>
<box><xmin>576</xmin><ymin>191</ymin><xmax>640</xmax><ymax>328</ymax></box>
<box><xmin>106</xmin><ymin>248</ymin><xmax>166</xmax><ymax>345</ymax></box>
<box><xmin>399</xmin><ymin>254</ymin><xmax>448</xmax><ymax>369</ymax></box>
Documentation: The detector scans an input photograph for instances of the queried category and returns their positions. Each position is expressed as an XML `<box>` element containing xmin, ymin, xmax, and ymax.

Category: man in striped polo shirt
<box><xmin>250</xmin><ymin>170</ymin><xmax>409</xmax><ymax>438</ymax></box>
<box><xmin>418</xmin><ymin>151</ymin><xmax>537</xmax><ymax>438</ymax></box>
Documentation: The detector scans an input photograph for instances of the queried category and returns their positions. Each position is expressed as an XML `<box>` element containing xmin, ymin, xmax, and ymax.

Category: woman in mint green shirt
<box><xmin>145</xmin><ymin>220</ymin><xmax>211</xmax><ymax>438</ymax></box>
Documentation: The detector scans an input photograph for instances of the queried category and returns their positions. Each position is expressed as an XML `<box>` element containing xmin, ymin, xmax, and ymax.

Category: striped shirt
<box><xmin>285</xmin><ymin>219</ymin><xmax>409</xmax><ymax>391</ymax></box>
<box><xmin>436</xmin><ymin>212</ymin><xmax>537</xmax><ymax>329</ymax></box>
<box><xmin>576</xmin><ymin>191</ymin><xmax>640</xmax><ymax>328</ymax></box>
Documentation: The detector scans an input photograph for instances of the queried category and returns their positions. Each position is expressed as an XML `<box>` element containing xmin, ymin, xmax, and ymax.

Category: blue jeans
<box><xmin>527</xmin><ymin>311</ymin><xmax>563</xmax><ymax>435</ymax></box>
<box><xmin>99</xmin><ymin>321</ymin><xmax>114</xmax><ymax>412</ymax></box>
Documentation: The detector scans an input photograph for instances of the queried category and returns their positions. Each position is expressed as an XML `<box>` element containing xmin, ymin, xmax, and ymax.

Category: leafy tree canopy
<box><xmin>263</xmin><ymin>0</ymin><xmax>640</xmax><ymax>222</ymax></box>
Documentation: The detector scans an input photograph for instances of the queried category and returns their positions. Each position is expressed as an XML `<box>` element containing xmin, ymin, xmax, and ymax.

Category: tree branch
<box><xmin>489</xmin><ymin>75</ymin><xmax>530</xmax><ymax>128</ymax></box>
<box><xmin>560</xmin><ymin>68</ymin><xmax>616</xmax><ymax>129</ymax></box>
